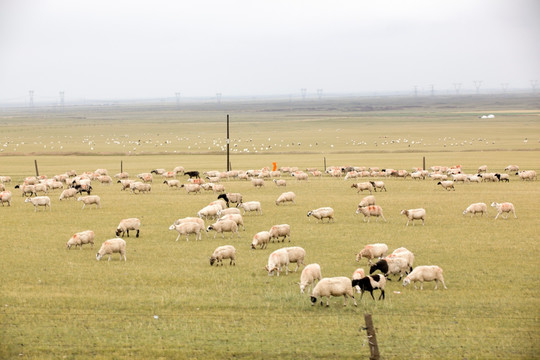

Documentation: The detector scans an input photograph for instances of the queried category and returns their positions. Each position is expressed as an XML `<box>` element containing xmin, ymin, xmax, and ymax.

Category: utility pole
<box><xmin>429</xmin><ymin>84</ymin><xmax>434</xmax><ymax>97</ymax></box>
<box><xmin>473</xmin><ymin>80</ymin><xmax>482</xmax><ymax>94</ymax></box>
<box><xmin>226</xmin><ymin>114</ymin><xmax>230</xmax><ymax>171</ymax></box>
<box><xmin>413</xmin><ymin>85</ymin><xmax>418</xmax><ymax>97</ymax></box>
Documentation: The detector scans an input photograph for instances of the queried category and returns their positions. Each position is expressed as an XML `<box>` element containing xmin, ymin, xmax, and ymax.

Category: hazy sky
<box><xmin>1</xmin><ymin>0</ymin><xmax>539</xmax><ymax>102</ymax></box>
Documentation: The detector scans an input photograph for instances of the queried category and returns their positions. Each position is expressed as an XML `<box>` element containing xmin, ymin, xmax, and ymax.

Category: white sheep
<box><xmin>98</xmin><ymin>175</ymin><xmax>113</xmax><ymax>184</ymax></box>
<box><xmin>66</xmin><ymin>230</ymin><xmax>95</xmax><ymax>249</ymax></box>
<box><xmin>504</xmin><ymin>165</ymin><xmax>519</xmax><ymax>172</ymax></box>
<box><xmin>0</xmin><ymin>191</ymin><xmax>12</xmax><ymax>206</ymax></box>
<box><xmin>358</xmin><ymin>195</ymin><xmax>376</xmax><ymax>208</ymax></box>
<box><xmin>517</xmin><ymin>170</ymin><xmax>537</xmax><ymax>181</ymax></box>
<box><xmin>265</xmin><ymin>248</ymin><xmax>289</xmax><ymax>276</ymax></box>
<box><xmin>169</xmin><ymin>222</ymin><xmax>203</xmax><ymax>241</ymax></box>
<box><xmin>387</xmin><ymin>247</ymin><xmax>415</xmax><ymax>269</ymax></box>
<box><xmin>273</xmin><ymin>179</ymin><xmax>287</xmax><ymax>187</ymax></box>
<box><xmin>463</xmin><ymin>203</ymin><xmax>488</xmax><ymax>217</ymax></box>
<box><xmin>212</xmin><ymin>184</ymin><xmax>225</xmax><ymax>194</ymax></box>
<box><xmin>400</xmin><ymin>208</ymin><xmax>426</xmax><ymax>226</ymax></box>
<box><xmin>209</xmin><ymin>199</ymin><xmax>228</xmax><ymax>210</ymax></box>
<box><xmin>491</xmin><ymin>202</ymin><xmax>517</xmax><ymax>220</ymax></box>
<box><xmin>197</xmin><ymin>204</ymin><xmax>222</xmax><ymax>220</ymax></box>
<box><xmin>251</xmin><ymin>178</ymin><xmax>265</xmax><ymax>188</ymax></box>
<box><xmin>275</xmin><ymin>191</ymin><xmax>296</xmax><ymax>205</ymax></box>
<box><xmin>351</xmin><ymin>182</ymin><xmax>373</xmax><ymax>194</ymax></box>
<box><xmin>209</xmin><ymin>245</ymin><xmax>236</xmax><ymax>266</ymax></box>
<box><xmin>180</xmin><ymin>183</ymin><xmax>201</xmax><ymax>194</ymax></box>
<box><xmin>130</xmin><ymin>182</ymin><xmax>152</xmax><ymax>194</ymax></box>
<box><xmin>370</xmin><ymin>181</ymin><xmax>387</xmax><ymax>192</ymax></box>
<box><xmin>356</xmin><ymin>243</ymin><xmax>388</xmax><ymax>265</ymax></box>
<box><xmin>292</xmin><ymin>172</ymin><xmax>308</xmax><ymax>181</ymax></box>
<box><xmin>217</xmin><ymin>208</ymin><xmax>241</xmax><ymax>217</ymax></box>
<box><xmin>251</xmin><ymin>231</ymin><xmax>271</xmax><ymax>249</ymax></box>
<box><xmin>237</xmin><ymin>201</ymin><xmax>262</xmax><ymax>215</ymax></box>
<box><xmin>219</xmin><ymin>213</ymin><xmax>245</xmax><ymax>231</ymax></box>
<box><xmin>25</xmin><ymin>196</ymin><xmax>51</xmax><ymax>212</ymax></box>
<box><xmin>355</xmin><ymin>205</ymin><xmax>387</xmax><ymax>222</ymax></box>
<box><xmin>370</xmin><ymin>256</ymin><xmax>410</xmax><ymax>280</ymax></box>
<box><xmin>96</xmin><ymin>238</ymin><xmax>126</xmax><ymax>262</ymax></box>
<box><xmin>269</xmin><ymin>224</ymin><xmax>291</xmax><ymax>242</ymax></box>
<box><xmin>477</xmin><ymin>165</ymin><xmax>488</xmax><ymax>173</ymax></box>
<box><xmin>437</xmin><ymin>181</ymin><xmax>455</xmax><ymax>191</ymax></box>
<box><xmin>403</xmin><ymin>265</ymin><xmax>447</xmax><ymax>290</ymax></box>
<box><xmin>299</xmin><ymin>263</ymin><xmax>322</xmax><ymax>294</ymax></box>
<box><xmin>163</xmin><ymin>179</ymin><xmax>180</xmax><ymax>188</ymax></box>
<box><xmin>174</xmin><ymin>217</ymin><xmax>205</xmax><ymax>229</ymax></box>
<box><xmin>452</xmin><ymin>174</ymin><xmax>469</xmax><ymax>183</ymax></box>
<box><xmin>206</xmin><ymin>219</ymin><xmax>239</xmax><ymax>239</ymax></box>
<box><xmin>77</xmin><ymin>195</ymin><xmax>101</xmax><ymax>209</ymax></box>
<box><xmin>284</xmin><ymin>246</ymin><xmax>306</xmax><ymax>272</ymax></box>
<box><xmin>351</xmin><ymin>268</ymin><xmax>365</xmax><ymax>280</ymax></box>
<box><xmin>306</xmin><ymin>207</ymin><xmax>334</xmax><ymax>223</ymax></box>
<box><xmin>116</xmin><ymin>218</ymin><xmax>141</xmax><ymax>237</ymax></box>
<box><xmin>310</xmin><ymin>277</ymin><xmax>357</xmax><ymax>307</ymax></box>
<box><xmin>117</xmin><ymin>179</ymin><xmax>134</xmax><ymax>191</ymax></box>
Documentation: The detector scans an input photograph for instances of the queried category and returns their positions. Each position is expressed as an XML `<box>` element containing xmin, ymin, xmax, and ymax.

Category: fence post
<box><xmin>34</xmin><ymin>160</ymin><xmax>39</xmax><ymax>177</ymax></box>
<box><xmin>423</xmin><ymin>156</ymin><xmax>426</xmax><ymax>171</ymax></box>
<box><xmin>364</xmin><ymin>313</ymin><xmax>380</xmax><ymax>360</ymax></box>
<box><xmin>324</xmin><ymin>157</ymin><xmax>327</xmax><ymax>172</ymax></box>
<box><xmin>121</xmin><ymin>160</ymin><xmax>123</xmax><ymax>174</ymax></box>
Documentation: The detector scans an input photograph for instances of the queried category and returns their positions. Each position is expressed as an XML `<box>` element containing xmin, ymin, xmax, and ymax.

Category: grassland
<box><xmin>1</xmin><ymin>95</ymin><xmax>539</xmax><ymax>359</ymax></box>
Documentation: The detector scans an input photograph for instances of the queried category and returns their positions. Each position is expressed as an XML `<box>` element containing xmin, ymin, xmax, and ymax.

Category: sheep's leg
<box><xmin>369</xmin><ymin>291</ymin><xmax>375</xmax><ymax>300</ymax></box>
<box><xmin>136</xmin><ymin>229</ymin><xmax>139</xmax><ymax>238</ymax></box>
<box><xmin>434</xmin><ymin>280</ymin><xmax>438</xmax><ymax>290</ymax></box>
<box><xmin>82</xmin><ymin>203</ymin><xmax>86</xmax><ymax>210</ymax></box>
<box><xmin>420</xmin><ymin>281</ymin><xmax>424</xmax><ymax>290</ymax></box>
<box><xmin>382</xmin><ymin>215</ymin><xmax>387</xmax><ymax>222</ymax></box>
<box><xmin>512</xmin><ymin>210</ymin><xmax>517</xmax><ymax>218</ymax></box>
<box><xmin>379</xmin><ymin>289</ymin><xmax>385</xmax><ymax>300</ymax></box>
<box><xmin>494</xmin><ymin>212</ymin><xmax>500</xmax><ymax>220</ymax></box>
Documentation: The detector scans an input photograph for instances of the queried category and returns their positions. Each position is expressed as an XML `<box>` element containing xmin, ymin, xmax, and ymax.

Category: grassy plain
<box><xmin>1</xmin><ymin>95</ymin><xmax>539</xmax><ymax>359</ymax></box>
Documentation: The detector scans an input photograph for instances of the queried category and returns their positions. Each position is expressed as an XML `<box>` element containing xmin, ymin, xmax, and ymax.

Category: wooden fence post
<box><xmin>34</xmin><ymin>160</ymin><xmax>39</xmax><ymax>177</ymax></box>
<box><xmin>364</xmin><ymin>313</ymin><xmax>380</xmax><ymax>360</ymax></box>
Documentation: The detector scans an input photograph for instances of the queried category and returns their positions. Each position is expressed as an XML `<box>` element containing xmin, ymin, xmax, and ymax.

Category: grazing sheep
<box><xmin>491</xmin><ymin>202</ymin><xmax>517</xmax><ymax>220</ymax></box>
<box><xmin>452</xmin><ymin>174</ymin><xmax>469</xmax><ymax>183</ymax></box>
<box><xmin>437</xmin><ymin>181</ymin><xmax>455</xmax><ymax>191</ymax></box>
<box><xmin>517</xmin><ymin>170</ymin><xmax>537</xmax><ymax>181</ymax></box>
<box><xmin>174</xmin><ymin>217</ymin><xmax>205</xmax><ymax>229</ymax></box>
<box><xmin>209</xmin><ymin>245</ymin><xmax>236</xmax><ymax>266</ymax></box>
<box><xmin>179</xmin><ymin>183</ymin><xmax>200</xmax><ymax>195</ymax></box>
<box><xmin>307</xmin><ymin>207</ymin><xmax>334</xmax><ymax>223</ymax></box>
<box><xmin>463</xmin><ymin>203</ymin><xmax>488</xmax><ymax>217</ymax></box>
<box><xmin>284</xmin><ymin>246</ymin><xmax>306</xmax><ymax>272</ymax></box>
<box><xmin>117</xmin><ymin>179</ymin><xmax>134</xmax><ymax>191</ymax></box>
<box><xmin>370</xmin><ymin>181</ymin><xmax>387</xmax><ymax>192</ymax></box>
<box><xmin>251</xmin><ymin>231</ymin><xmax>271</xmax><ymax>249</ymax></box>
<box><xmin>273</xmin><ymin>179</ymin><xmax>287</xmax><ymax>187</ymax></box>
<box><xmin>479</xmin><ymin>173</ymin><xmax>498</xmax><ymax>182</ymax></box>
<box><xmin>352</xmin><ymin>274</ymin><xmax>387</xmax><ymax>300</ymax></box>
<box><xmin>467</xmin><ymin>174</ymin><xmax>483</xmax><ymax>183</ymax></box>
<box><xmin>352</xmin><ymin>268</ymin><xmax>365</xmax><ymax>280</ymax></box>
<box><xmin>217</xmin><ymin>207</ymin><xmax>241</xmax><ymax>217</ymax></box>
<box><xmin>403</xmin><ymin>265</ymin><xmax>447</xmax><ymax>290</ymax></box>
<box><xmin>299</xmin><ymin>263</ymin><xmax>322</xmax><ymax>294</ymax></box>
<box><xmin>494</xmin><ymin>173</ymin><xmax>510</xmax><ymax>182</ymax></box>
<box><xmin>356</xmin><ymin>205</ymin><xmax>386</xmax><ymax>222</ymax></box>
<box><xmin>369</xmin><ymin>257</ymin><xmax>410</xmax><ymax>280</ymax></box>
<box><xmin>130</xmin><ymin>182</ymin><xmax>151</xmax><ymax>194</ymax></box>
<box><xmin>387</xmin><ymin>247</ymin><xmax>415</xmax><ymax>269</ymax></box>
<box><xmin>410</xmin><ymin>171</ymin><xmax>424</xmax><ymax>180</ymax></box>
<box><xmin>400</xmin><ymin>208</ymin><xmax>426</xmax><ymax>226</ymax></box>
<box><xmin>184</xmin><ymin>170</ymin><xmax>200</xmax><ymax>179</ymax></box>
<box><xmin>212</xmin><ymin>184</ymin><xmax>226</xmax><ymax>194</ymax></box>
<box><xmin>197</xmin><ymin>204</ymin><xmax>221</xmax><ymax>220</ymax></box>
<box><xmin>251</xmin><ymin>178</ymin><xmax>265</xmax><ymax>188</ymax></box>
<box><xmin>66</xmin><ymin>230</ymin><xmax>95</xmax><ymax>249</ymax></box>
<box><xmin>292</xmin><ymin>172</ymin><xmax>308</xmax><ymax>181</ymax></box>
<box><xmin>0</xmin><ymin>175</ymin><xmax>12</xmax><ymax>183</ymax></box>
<box><xmin>218</xmin><ymin>193</ymin><xmax>243</xmax><ymax>207</ymax></box>
<box><xmin>59</xmin><ymin>188</ymin><xmax>78</xmax><ymax>200</ymax></box>
<box><xmin>114</xmin><ymin>172</ymin><xmax>129</xmax><ymax>179</ymax></box>
<box><xmin>206</xmin><ymin>219</ymin><xmax>239</xmax><ymax>239</ymax></box>
<box><xmin>173</xmin><ymin>166</ymin><xmax>185</xmax><ymax>175</ymax></box>
<box><xmin>477</xmin><ymin>165</ymin><xmax>488</xmax><ymax>173</ymax></box>
<box><xmin>0</xmin><ymin>191</ymin><xmax>12</xmax><ymax>206</ymax></box>
<box><xmin>275</xmin><ymin>191</ymin><xmax>296</xmax><ymax>205</ymax></box>
<box><xmin>15</xmin><ymin>184</ymin><xmax>35</xmax><ymax>197</ymax></box>
<box><xmin>356</xmin><ymin>243</ymin><xmax>388</xmax><ymax>265</ymax></box>
<box><xmin>25</xmin><ymin>196</ymin><xmax>51</xmax><ymax>211</ymax></box>
<box><xmin>269</xmin><ymin>224</ymin><xmax>291</xmax><ymax>243</ymax></box>
<box><xmin>137</xmin><ymin>173</ymin><xmax>153</xmax><ymax>183</ymax></box>
<box><xmin>358</xmin><ymin>195</ymin><xmax>376</xmax><ymax>208</ymax></box>
<box><xmin>98</xmin><ymin>175</ymin><xmax>113</xmax><ymax>185</ymax></box>
<box><xmin>169</xmin><ymin>222</ymin><xmax>203</xmax><ymax>241</ymax></box>
<box><xmin>163</xmin><ymin>179</ymin><xmax>181</xmax><ymax>188</ymax></box>
<box><xmin>219</xmin><ymin>214</ymin><xmax>245</xmax><ymax>231</ymax></box>
<box><xmin>504</xmin><ymin>165</ymin><xmax>519</xmax><ymax>172</ymax></box>
<box><xmin>96</xmin><ymin>238</ymin><xmax>126</xmax><ymax>262</ymax></box>
<box><xmin>95</xmin><ymin>168</ymin><xmax>108</xmax><ymax>176</ymax></box>
<box><xmin>351</xmin><ymin>182</ymin><xmax>373</xmax><ymax>194</ymax></box>
<box><xmin>209</xmin><ymin>199</ymin><xmax>227</xmax><ymax>210</ymax></box>
<box><xmin>310</xmin><ymin>277</ymin><xmax>357</xmax><ymax>307</ymax></box>
<box><xmin>265</xmin><ymin>248</ymin><xmax>290</xmax><ymax>276</ymax></box>
<box><xmin>115</xmin><ymin>218</ymin><xmax>141</xmax><ymax>237</ymax></box>
<box><xmin>237</xmin><ymin>201</ymin><xmax>262</xmax><ymax>215</ymax></box>
<box><xmin>77</xmin><ymin>195</ymin><xmax>101</xmax><ymax>209</ymax></box>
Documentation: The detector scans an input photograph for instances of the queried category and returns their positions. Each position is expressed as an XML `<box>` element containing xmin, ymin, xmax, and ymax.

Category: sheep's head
<box><xmin>403</xmin><ymin>277</ymin><xmax>411</xmax><ymax>287</ymax></box>
<box><xmin>306</xmin><ymin>211</ymin><xmax>312</xmax><ymax>217</ymax></box>
<box><xmin>96</xmin><ymin>253</ymin><xmax>102</xmax><ymax>261</ymax></box>
<box><xmin>168</xmin><ymin>224</ymin><xmax>176</xmax><ymax>230</ymax></box>
<box><xmin>310</xmin><ymin>296</ymin><xmax>317</xmax><ymax>305</ymax></box>
<box><xmin>115</xmin><ymin>229</ymin><xmax>122</xmax><ymax>237</ymax></box>
<box><xmin>209</xmin><ymin>257</ymin><xmax>216</xmax><ymax>266</ymax></box>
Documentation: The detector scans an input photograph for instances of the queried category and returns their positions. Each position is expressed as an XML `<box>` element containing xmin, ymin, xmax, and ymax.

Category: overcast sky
<box><xmin>1</xmin><ymin>0</ymin><xmax>539</xmax><ymax>102</ymax></box>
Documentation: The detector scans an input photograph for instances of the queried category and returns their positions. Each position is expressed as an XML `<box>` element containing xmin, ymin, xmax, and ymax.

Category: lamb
<box><xmin>299</xmin><ymin>263</ymin><xmax>322</xmax><ymax>294</ymax></box>
<box><xmin>130</xmin><ymin>182</ymin><xmax>151</xmax><ymax>194</ymax></box>
<box><xmin>310</xmin><ymin>277</ymin><xmax>357</xmax><ymax>307</ymax></box>
<box><xmin>356</xmin><ymin>243</ymin><xmax>388</xmax><ymax>265</ymax></box>
<box><xmin>273</xmin><ymin>179</ymin><xmax>287</xmax><ymax>187</ymax></box>
<box><xmin>209</xmin><ymin>245</ymin><xmax>236</xmax><ymax>266</ymax></box>
<box><xmin>77</xmin><ymin>195</ymin><xmax>101</xmax><ymax>209</ymax></box>
<box><xmin>355</xmin><ymin>205</ymin><xmax>386</xmax><ymax>222</ymax></box>
<box><xmin>284</xmin><ymin>246</ymin><xmax>306</xmax><ymax>272</ymax></box>
<box><xmin>400</xmin><ymin>208</ymin><xmax>426</xmax><ymax>226</ymax></box>
<box><xmin>66</xmin><ymin>230</ymin><xmax>95</xmax><ymax>249</ymax></box>
<box><xmin>275</xmin><ymin>191</ymin><xmax>296</xmax><ymax>205</ymax></box>
<box><xmin>352</xmin><ymin>274</ymin><xmax>387</xmax><ymax>300</ymax></box>
<box><xmin>491</xmin><ymin>202</ymin><xmax>517</xmax><ymax>220</ymax></box>
<box><xmin>269</xmin><ymin>224</ymin><xmax>291</xmax><ymax>242</ymax></box>
<box><xmin>351</xmin><ymin>182</ymin><xmax>373</xmax><ymax>194</ymax></box>
<box><xmin>237</xmin><ymin>201</ymin><xmax>262</xmax><ymax>215</ymax></box>
<box><xmin>251</xmin><ymin>231</ymin><xmax>271</xmax><ymax>249</ymax></box>
<box><xmin>370</xmin><ymin>181</ymin><xmax>387</xmax><ymax>192</ymax></box>
<box><xmin>358</xmin><ymin>195</ymin><xmax>376</xmax><ymax>208</ymax></box>
<box><xmin>163</xmin><ymin>180</ymin><xmax>181</xmax><ymax>188</ymax></box>
<box><xmin>369</xmin><ymin>257</ymin><xmax>410</xmax><ymax>280</ymax></box>
<box><xmin>197</xmin><ymin>204</ymin><xmax>221</xmax><ymax>220</ymax></box>
<box><xmin>115</xmin><ymin>218</ymin><xmax>141</xmax><ymax>237</ymax></box>
<box><xmin>218</xmin><ymin>193</ymin><xmax>243</xmax><ymax>207</ymax></box>
<box><xmin>463</xmin><ymin>202</ymin><xmax>488</xmax><ymax>217</ymax></box>
<box><xmin>403</xmin><ymin>265</ymin><xmax>447</xmax><ymax>290</ymax></box>
<box><xmin>206</xmin><ymin>219</ymin><xmax>239</xmax><ymax>239</ymax></box>
<box><xmin>169</xmin><ymin>222</ymin><xmax>203</xmax><ymax>241</ymax></box>
<box><xmin>0</xmin><ymin>191</ymin><xmax>12</xmax><ymax>206</ymax></box>
<box><xmin>251</xmin><ymin>178</ymin><xmax>265</xmax><ymax>188</ymax></box>
<box><xmin>25</xmin><ymin>196</ymin><xmax>51</xmax><ymax>211</ymax></box>
<box><xmin>265</xmin><ymin>248</ymin><xmax>290</xmax><ymax>276</ymax></box>
<box><xmin>219</xmin><ymin>213</ymin><xmax>245</xmax><ymax>231</ymax></box>
<box><xmin>437</xmin><ymin>181</ymin><xmax>455</xmax><ymax>191</ymax></box>
<box><xmin>96</xmin><ymin>238</ymin><xmax>126</xmax><ymax>262</ymax></box>
<box><xmin>306</xmin><ymin>207</ymin><xmax>334</xmax><ymax>223</ymax></box>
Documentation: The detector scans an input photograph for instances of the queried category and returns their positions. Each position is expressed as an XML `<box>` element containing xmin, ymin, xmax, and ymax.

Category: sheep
<box><xmin>15</xmin><ymin>184</ymin><xmax>35</xmax><ymax>197</ymax></box>
<box><xmin>284</xmin><ymin>246</ymin><xmax>306</xmax><ymax>272</ymax></box>
<box><xmin>117</xmin><ymin>179</ymin><xmax>134</xmax><ymax>191</ymax></box>
<box><xmin>206</xmin><ymin>219</ymin><xmax>239</xmax><ymax>239</ymax></box>
<box><xmin>299</xmin><ymin>263</ymin><xmax>322</xmax><ymax>294</ymax></box>
<box><xmin>358</xmin><ymin>195</ymin><xmax>376</xmax><ymax>208</ymax></box>
<box><xmin>491</xmin><ymin>202</ymin><xmax>517</xmax><ymax>220</ymax></box>
<box><xmin>77</xmin><ymin>195</ymin><xmax>101</xmax><ymax>209</ymax></box>
<box><xmin>163</xmin><ymin>179</ymin><xmax>180</xmax><ymax>188</ymax></box>
<box><xmin>212</xmin><ymin>184</ymin><xmax>225</xmax><ymax>194</ymax></box>
<box><xmin>463</xmin><ymin>202</ymin><xmax>488</xmax><ymax>217</ymax></box>
<box><xmin>477</xmin><ymin>165</ymin><xmax>488</xmax><ymax>173</ymax></box>
<box><xmin>98</xmin><ymin>175</ymin><xmax>113</xmax><ymax>185</ymax></box>
<box><xmin>218</xmin><ymin>193</ymin><xmax>243</xmax><ymax>207</ymax></box>
<box><xmin>217</xmin><ymin>207</ymin><xmax>241</xmax><ymax>217</ymax></box>
<box><xmin>184</xmin><ymin>170</ymin><xmax>200</xmax><ymax>179</ymax></box>
<box><xmin>479</xmin><ymin>173</ymin><xmax>498</xmax><ymax>182</ymax></box>
<box><xmin>505</xmin><ymin>165</ymin><xmax>519</xmax><ymax>172</ymax></box>
<box><xmin>169</xmin><ymin>222</ymin><xmax>203</xmax><ymax>241</ymax></box>
<box><xmin>114</xmin><ymin>172</ymin><xmax>129</xmax><ymax>179</ymax></box>
<box><xmin>0</xmin><ymin>175</ymin><xmax>12</xmax><ymax>183</ymax></box>
<box><xmin>400</xmin><ymin>208</ymin><xmax>426</xmax><ymax>226</ymax></box>
<box><xmin>355</xmin><ymin>205</ymin><xmax>386</xmax><ymax>222</ymax></box>
<box><xmin>115</xmin><ymin>218</ymin><xmax>141</xmax><ymax>238</ymax></box>
<box><xmin>429</xmin><ymin>173</ymin><xmax>448</xmax><ymax>181</ymax></box>
<box><xmin>351</xmin><ymin>182</ymin><xmax>373</xmax><ymax>194</ymax></box>
<box><xmin>173</xmin><ymin>166</ymin><xmax>185</xmax><ymax>175</ymax></box>
<box><xmin>161</xmin><ymin>171</ymin><xmax>176</xmax><ymax>179</ymax></box>
<box><xmin>306</xmin><ymin>207</ymin><xmax>334</xmax><ymax>223</ymax></box>
<box><xmin>174</xmin><ymin>217</ymin><xmax>205</xmax><ymax>228</ymax></box>
<box><xmin>96</xmin><ymin>238</ymin><xmax>126</xmax><ymax>262</ymax></box>
<box><xmin>130</xmin><ymin>182</ymin><xmax>151</xmax><ymax>194</ymax></box>
<box><xmin>275</xmin><ymin>191</ymin><xmax>296</xmax><ymax>205</ymax></box>
<box><xmin>387</xmin><ymin>247</ymin><xmax>415</xmax><ymax>269</ymax></box>
<box><xmin>25</xmin><ymin>196</ymin><xmax>51</xmax><ymax>211</ymax></box>
<box><xmin>73</xmin><ymin>183</ymin><xmax>93</xmax><ymax>195</ymax></box>
<box><xmin>58</xmin><ymin>188</ymin><xmax>77</xmax><ymax>200</ymax></box>
<box><xmin>197</xmin><ymin>204</ymin><xmax>221</xmax><ymax>220</ymax></box>
<box><xmin>369</xmin><ymin>257</ymin><xmax>410</xmax><ymax>280</ymax></box>
<box><xmin>268</xmin><ymin>224</ymin><xmax>291</xmax><ymax>243</ymax></box>
<box><xmin>273</xmin><ymin>179</ymin><xmax>287</xmax><ymax>187</ymax></box>
<box><xmin>66</xmin><ymin>230</ymin><xmax>95</xmax><ymax>249</ymax></box>
<box><xmin>370</xmin><ymin>181</ymin><xmax>387</xmax><ymax>192</ymax></box>
<box><xmin>467</xmin><ymin>174</ymin><xmax>483</xmax><ymax>183</ymax></box>
<box><xmin>0</xmin><ymin>191</ymin><xmax>12</xmax><ymax>206</ymax></box>
<box><xmin>209</xmin><ymin>199</ymin><xmax>227</xmax><ymax>210</ymax></box>
<box><xmin>356</xmin><ymin>243</ymin><xmax>388</xmax><ymax>265</ymax></box>
<box><xmin>517</xmin><ymin>170</ymin><xmax>537</xmax><ymax>181</ymax></box>
<box><xmin>403</xmin><ymin>265</ymin><xmax>447</xmax><ymax>290</ymax></box>
<box><xmin>265</xmin><ymin>248</ymin><xmax>289</xmax><ymax>276</ymax></box>
<box><xmin>219</xmin><ymin>213</ymin><xmax>245</xmax><ymax>231</ymax></box>
<box><xmin>137</xmin><ymin>172</ymin><xmax>153</xmax><ymax>183</ymax></box>
<box><xmin>452</xmin><ymin>174</ymin><xmax>469</xmax><ymax>183</ymax></box>
<box><xmin>251</xmin><ymin>178</ymin><xmax>265</xmax><ymax>188</ymax></box>
<box><xmin>0</xmin><ymin>183</ymin><xmax>4</xmax><ymax>192</ymax></box>
<box><xmin>410</xmin><ymin>171</ymin><xmax>424</xmax><ymax>180</ymax></box>
<box><xmin>351</xmin><ymin>268</ymin><xmax>365</xmax><ymax>280</ymax></box>
<box><xmin>494</xmin><ymin>173</ymin><xmax>510</xmax><ymax>182</ymax></box>
<box><xmin>237</xmin><ymin>201</ymin><xmax>262</xmax><ymax>215</ymax></box>
<box><xmin>437</xmin><ymin>181</ymin><xmax>455</xmax><ymax>191</ymax></box>
<box><xmin>251</xmin><ymin>231</ymin><xmax>271</xmax><ymax>249</ymax></box>
<box><xmin>209</xmin><ymin>245</ymin><xmax>236</xmax><ymax>266</ymax></box>
<box><xmin>352</xmin><ymin>274</ymin><xmax>387</xmax><ymax>300</ymax></box>
<box><xmin>310</xmin><ymin>277</ymin><xmax>357</xmax><ymax>307</ymax></box>
<box><xmin>95</xmin><ymin>168</ymin><xmax>108</xmax><ymax>176</ymax></box>
<box><xmin>292</xmin><ymin>172</ymin><xmax>308</xmax><ymax>181</ymax></box>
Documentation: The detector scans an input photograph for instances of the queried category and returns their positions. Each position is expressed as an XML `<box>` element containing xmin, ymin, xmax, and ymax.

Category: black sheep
<box><xmin>352</xmin><ymin>275</ymin><xmax>386</xmax><ymax>300</ymax></box>
<box><xmin>184</xmin><ymin>171</ymin><xmax>200</xmax><ymax>179</ymax></box>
